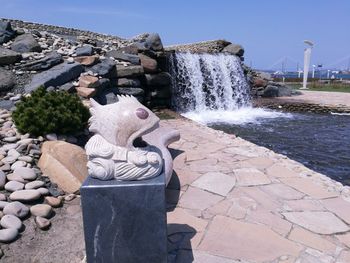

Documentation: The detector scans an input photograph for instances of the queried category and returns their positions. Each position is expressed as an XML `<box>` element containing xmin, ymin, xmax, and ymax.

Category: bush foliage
<box><xmin>12</xmin><ymin>87</ymin><xmax>90</xmax><ymax>136</ymax></box>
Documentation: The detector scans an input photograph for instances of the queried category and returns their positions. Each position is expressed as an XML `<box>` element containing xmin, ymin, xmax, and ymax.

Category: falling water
<box><xmin>169</xmin><ymin>52</ymin><xmax>251</xmax><ymax>112</ymax></box>
<box><xmin>169</xmin><ymin>52</ymin><xmax>291</xmax><ymax>124</ymax></box>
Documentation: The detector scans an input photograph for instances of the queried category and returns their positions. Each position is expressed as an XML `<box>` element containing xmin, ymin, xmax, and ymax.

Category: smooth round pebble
<box><xmin>6</xmin><ymin>173</ymin><xmax>25</xmax><ymax>183</ymax></box>
<box><xmin>7</xmin><ymin>149</ymin><xmax>20</xmax><ymax>158</ymax></box>
<box><xmin>0</xmin><ymin>228</ymin><xmax>18</xmax><ymax>243</ymax></box>
<box><xmin>35</xmin><ymin>216</ymin><xmax>51</xmax><ymax>230</ymax></box>
<box><xmin>25</xmin><ymin>180</ymin><xmax>45</xmax><ymax>190</ymax></box>
<box><xmin>37</xmin><ymin>187</ymin><xmax>49</xmax><ymax>195</ymax></box>
<box><xmin>0</xmin><ymin>201</ymin><xmax>9</xmax><ymax>209</ymax></box>
<box><xmin>64</xmin><ymin>194</ymin><xmax>76</xmax><ymax>201</ymax></box>
<box><xmin>3</xmin><ymin>201</ymin><xmax>29</xmax><ymax>218</ymax></box>
<box><xmin>11</xmin><ymin>161</ymin><xmax>27</xmax><ymax>170</ymax></box>
<box><xmin>45</xmin><ymin>196</ymin><xmax>62</xmax><ymax>208</ymax></box>
<box><xmin>30</xmin><ymin>204</ymin><xmax>52</xmax><ymax>218</ymax></box>
<box><xmin>9</xmin><ymin>190</ymin><xmax>41</xmax><ymax>202</ymax></box>
<box><xmin>1</xmin><ymin>156</ymin><xmax>17</xmax><ymax>164</ymax></box>
<box><xmin>18</xmin><ymin>156</ymin><xmax>33</xmax><ymax>163</ymax></box>
<box><xmin>0</xmin><ymin>170</ymin><xmax>6</xmax><ymax>189</ymax></box>
<box><xmin>4</xmin><ymin>181</ymin><xmax>24</xmax><ymax>192</ymax></box>
<box><xmin>0</xmin><ymin>214</ymin><xmax>22</xmax><ymax>230</ymax></box>
<box><xmin>1</xmin><ymin>163</ymin><xmax>11</xmax><ymax>172</ymax></box>
<box><xmin>3</xmin><ymin>137</ymin><xmax>18</xmax><ymax>143</ymax></box>
<box><xmin>14</xmin><ymin>167</ymin><xmax>37</xmax><ymax>180</ymax></box>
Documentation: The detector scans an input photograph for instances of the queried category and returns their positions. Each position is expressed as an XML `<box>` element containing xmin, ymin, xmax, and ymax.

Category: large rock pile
<box><xmin>0</xmin><ymin>19</ymin><xmax>172</xmax><ymax>109</ymax></box>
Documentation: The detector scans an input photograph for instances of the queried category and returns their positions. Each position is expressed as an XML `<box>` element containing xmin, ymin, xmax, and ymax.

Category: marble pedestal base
<box><xmin>81</xmin><ymin>174</ymin><xmax>167</xmax><ymax>263</ymax></box>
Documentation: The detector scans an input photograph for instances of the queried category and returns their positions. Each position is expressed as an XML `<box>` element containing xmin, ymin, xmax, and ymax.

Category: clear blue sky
<box><xmin>1</xmin><ymin>0</ymin><xmax>349</xmax><ymax>70</ymax></box>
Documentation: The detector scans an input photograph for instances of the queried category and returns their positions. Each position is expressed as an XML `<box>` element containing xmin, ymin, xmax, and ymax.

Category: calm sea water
<box><xmin>210</xmin><ymin>113</ymin><xmax>350</xmax><ymax>185</ymax></box>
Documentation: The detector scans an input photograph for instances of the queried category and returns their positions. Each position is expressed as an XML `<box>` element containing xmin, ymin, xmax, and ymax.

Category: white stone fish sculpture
<box><xmin>85</xmin><ymin>95</ymin><xmax>163</xmax><ymax>181</ymax></box>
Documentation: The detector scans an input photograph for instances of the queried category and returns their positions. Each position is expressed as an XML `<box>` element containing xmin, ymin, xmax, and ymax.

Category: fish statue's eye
<box><xmin>136</xmin><ymin>108</ymin><xmax>149</xmax><ymax>119</ymax></box>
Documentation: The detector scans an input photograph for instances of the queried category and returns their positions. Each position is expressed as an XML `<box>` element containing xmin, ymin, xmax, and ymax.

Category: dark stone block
<box><xmin>81</xmin><ymin>174</ymin><xmax>167</xmax><ymax>263</ymax></box>
<box><xmin>106</xmin><ymin>50</ymin><xmax>140</xmax><ymax>65</ymax></box>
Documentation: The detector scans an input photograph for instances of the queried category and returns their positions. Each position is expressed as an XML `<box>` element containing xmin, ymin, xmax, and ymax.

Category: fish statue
<box><xmin>85</xmin><ymin>95</ymin><xmax>163</xmax><ymax>181</ymax></box>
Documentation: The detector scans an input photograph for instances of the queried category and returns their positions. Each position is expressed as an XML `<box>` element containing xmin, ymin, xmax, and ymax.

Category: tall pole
<box><xmin>302</xmin><ymin>40</ymin><xmax>314</xmax><ymax>89</ymax></box>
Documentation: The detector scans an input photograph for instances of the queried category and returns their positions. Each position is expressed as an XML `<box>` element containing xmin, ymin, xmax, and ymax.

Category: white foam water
<box><xmin>169</xmin><ymin>52</ymin><xmax>291</xmax><ymax>124</ymax></box>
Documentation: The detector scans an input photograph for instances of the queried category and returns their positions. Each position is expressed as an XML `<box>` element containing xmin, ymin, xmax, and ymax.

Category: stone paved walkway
<box><xmin>280</xmin><ymin>90</ymin><xmax>350</xmax><ymax>108</ymax></box>
<box><xmin>163</xmin><ymin>118</ymin><xmax>350</xmax><ymax>263</ymax></box>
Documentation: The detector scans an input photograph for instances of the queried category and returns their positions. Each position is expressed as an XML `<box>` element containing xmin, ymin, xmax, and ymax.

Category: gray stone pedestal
<box><xmin>80</xmin><ymin>174</ymin><xmax>167</xmax><ymax>263</ymax></box>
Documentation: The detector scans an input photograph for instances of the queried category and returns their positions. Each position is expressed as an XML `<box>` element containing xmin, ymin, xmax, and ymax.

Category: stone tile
<box><xmin>322</xmin><ymin>197</ymin><xmax>350</xmax><ymax>224</ymax></box>
<box><xmin>282</xmin><ymin>211</ymin><xmax>350</xmax><ymax>234</ymax></box>
<box><xmin>246</xmin><ymin>208</ymin><xmax>292</xmax><ymax>236</ymax></box>
<box><xmin>260</xmin><ymin>184</ymin><xmax>305</xmax><ymax>200</ymax></box>
<box><xmin>266</xmin><ymin>164</ymin><xmax>299</xmax><ymax>178</ymax></box>
<box><xmin>338</xmin><ymin>250</ymin><xmax>350</xmax><ymax>263</ymax></box>
<box><xmin>167</xmin><ymin>208</ymin><xmax>208</xmax><ymax>233</ymax></box>
<box><xmin>198</xmin><ymin>215</ymin><xmax>301</xmax><ymax>262</ymax></box>
<box><xmin>336</xmin><ymin>233</ymin><xmax>350</xmax><ymax>248</ymax></box>
<box><xmin>192</xmin><ymin>250</ymin><xmax>241</xmax><ymax>263</ymax></box>
<box><xmin>179</xmin><ymin>186</ymin><xmax>224</xmax><ymax>211</ymax></box>
<box><xmin>192</xmin><ymin>172</ymin><xmax>236</xmax><ymax>196</ymax></box>
<box><xmin>235</xmin><ymin>168</ymin><xmax>271</xmax><ymax>186</ymax></box>
<box><xmin>246</xmin><ymin>156</ymin><xmax>275</xmax><ymax>170</ymax></box>
<box><xmin>207</xmin><ymin>200</ymin><xmax>232</xmax><ymax>216</ymax></box>
<box><xmin>174</xmin><ymin>169</ymin><xmax>201</xmax><ymax>187</ymax></box>
<box><xmin>288</xmin><ymin>227</ymin><xmax>336</xmax><ymax>253</ymax></box>
<box><xmin>280</xmin><ymin>177</ymin><xmax>339</xmax><ymax>199</ymax></box>
<box><xmin>241</xmin><ymin>187</ymin><xmax>282</xmax><ymax>211</ymax></box>
<box><xmin>283</xmin><ymin>199</ymin><xmax>325</xmax><ymax>212</ymax></box>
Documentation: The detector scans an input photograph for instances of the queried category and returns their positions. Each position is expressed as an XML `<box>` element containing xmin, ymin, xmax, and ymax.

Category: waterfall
<box><xmin>169</xmin><ymin>52</ymin><xmax>251</xmax><ymax>112</ymax></box>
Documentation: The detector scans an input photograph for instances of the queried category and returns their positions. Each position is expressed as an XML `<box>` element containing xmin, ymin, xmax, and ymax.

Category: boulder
<box><xmin>89</xmin><ymin>59</ymin><xmax>116</xmax><ymax>78</ymax></box>
<box><xmin>116</xmin><ymin>65</ymin><xmax>144</xmax><ymax>78</ymax></box>
<box><xmin>144</xmin><ymin>33</ymin><xmax>163</xmax><ymax>51</ymax></box>
<box><xmin>253</xmin><ymin>77</ymin><xmax>268</xmax><ymax>88</ymax></box>
<box><xmin>75</xmin><ymin>45</ymin><xmax>93</xmax><ymax>56</ymax></box>
<box><xmin>117</xmin><ymin>44</ymin><xmax>139</xmax><ymax>55</ymax></box>
<box><xmin>0</xmin><ymin>21</ymin><xmax>16</xmax><ymax>44</ymax></box>
<box><xmin>94</xmin><ymin>87</ymin><xmax>119</xmax><ymax>105</ymax></box>
<box><xmin>38</xmin><ymin>141</ymin><xmax>88</xmax><ymax>194</ymax></box>
<box><xmin>0</xmin><ymin>47</ymin><xmax>21</xmax><ymax>65</ymax></box>
<box><xmin>11</xmin><ymin>33</ymin><xmax>42</xmax><ymax>53</ymax></box>
<box><xmin>262</xmin><ymin>85</ymin><xmax>279</xmax><ymax>97</ymax></box>
<box><xmin>74</xmin><ymin>55</ymin><xmax>99</xmax><ymax>66</ymax></box>
<box><xmin>139</xmin><ymin>54</ymin><xmax>158</xmax><ymax>73</ymax></box>
<box><xmin>222</xmin><ymin>43</ymin><xmax>244</xmax><ymax>57</ymax></box>
<box><xmin>106</xmin><ymin>50</ymin><xmax>140</xmax><ymax>65</ymax></box>
<box><xmin>116</xmin><ymin>78</ymin><xmax>141</xmax><ymax>87</ymax></box>
<box><xmin>25</xmin><ymin>62</ymin><xmax>84</xmax><ymax>93</ymax></box>
<box><xmin>146</xmin><ymin>72</ymin><xmax>171</xmax><ymax>86</ymax></box>
<box><xmin>0</xmin><ymin>68</ymin><xmax>15</xmax><ymax>92</ymax></box>
<box><xmin>22</xmin><ymin>51</ymin><xmax>63</xmax><ymax>71</ymax></box>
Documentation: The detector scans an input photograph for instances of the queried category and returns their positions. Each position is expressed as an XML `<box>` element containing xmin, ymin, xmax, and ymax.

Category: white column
<box><xmin>302</xmin><ymin>47</ymin><xmax>312</xmax><ymax>89</ymax></box>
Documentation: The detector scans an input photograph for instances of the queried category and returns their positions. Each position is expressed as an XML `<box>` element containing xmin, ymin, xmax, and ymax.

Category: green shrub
<box><xmin>12</xmin><ymin>87</ymin><xmax>90</xmax><ymax>136</ymax></box>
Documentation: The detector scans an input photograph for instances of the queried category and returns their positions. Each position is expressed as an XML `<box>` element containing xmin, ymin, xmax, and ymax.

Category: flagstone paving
<box><xmin>163</xmin><ymin>118</ymin><xmax>350</xmax><ymax>263</ymax></box>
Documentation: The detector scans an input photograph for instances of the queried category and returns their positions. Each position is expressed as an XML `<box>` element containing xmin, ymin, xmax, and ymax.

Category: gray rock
<box><xmin>22</xmin><ymin>51</ymin><xmax>63</xmax><ymax>71</ymax></box>
<box><xmin>262</xmin><ymin>85</ymin><xmax>279</xmax><ymax>97</ymax></box>
<box><xmin>0</xmin><ymin>21</ymin><xmax>16</xmax><ymax>44</ymax></box>
<box><xmin>1</xmin><ymin>155</ymin><xmax>18</xmax><ymax>164</ymax></box>
<box><xmin>35</xmin><ymin>216</ymin><xmax>51</xmax><ymax>230</ymax></box>
<box><xmin>11</xmin><ymin>33</ymin><xmax>42</xmax><ymax>53</ymax></box>
<box><xmin>30</xmin><ymin>204</ymin><xmax>52</xmax><ymax>218</ymax></box>
<box><xmin>0</xmin><ymin>68</ymin><xmax>16</xmax><ymax>92</ymax></box>
<box><xmin>93</xmin><ymin>88</ymin><xmax>118</xmax><ymax>105</ymax></box>
<box><xmin>277</xmin><ymin>85</ymin><xmax>293</xmax><ymax>97</ymax></box>
<box><xmin>146</xmin><ymin>72</ymin><xmax>171</xmax><ymax>86</ymax></box>
<box><xmin>117</xmin><ymin>43</ymin><xmax>139</xmax><ymax>55</ymax></box>
<box><xmin>14</xmin><ymin>167</ymin><xmax>37</xmax><ymax>180</ymax></box>
<box><xmin>0</xmin><ymin>228</ymin><xmax>18</xmax><ymax>243</ymax></box>
<box><xmin>17</xmin><ymin>156</ymin><xmax>33</xmax><ymax>163</ymax></box>
<box><xmin>25</xmin><ymin>62</ymin><xmax>84</xmax><ymax>93</ymax></box>
<box><xmin>118</xmin><ymin>87</ymin><xmax>144</xmax><ymax>97</ymax></box>
<box><xmin>0</xmin><ymin>214</ymin><xmax>22</xmax><ymax>230</ymax></box>
<box><xmin>0</xmin><ymin>170</ymin><xmax>6</xmax><ymax>189</ymax></box>
<box><xmin>106</xmin><ymin>50</ymin><xmax>140</xmax><ymax>65</ymax></box>
<box><xmin>116</xmin><ymin>65</ymin><xmax>144</xmax><ymax>78</ymax></box>
<box><xmin>89</xmin><ymin>59</ymin><xmax>116</xmax><ymax>78</ymax></box>
<box><xmin>116</xmin><ymin>78</ymin><xmax>141</xmax><ymax>87</ymax></box>
<box><xmin>0</xmin><ymin>100</ymin><xmax>15</xmax><ymax>111</ymax></box>
<box><xmin>4</xmin><ymin>181</ymin><xmax>24</xmax><ymax>192</ymax></box>
<box><xmin>3</xmin><ymin>201</ymin><xmax>29</xmax><ymax>218</ymax></box>
<box><xmin>222</xmin><ymin>43</ymin><xmax>245</xmax><ymax>57</ymax></box>
<box><xmin>0</xmin><ymin>47</ymin><xmax>21</xmax><ymax>65</ymax></box>
<box><xmin>37</xmin><ymin>187</ymin><xmax>49</xmax><ymax>195</ymax></box>
<box><xmin>0</xmin><ymin>201</ymin><xmax>9</xmax><ymax>209</ymax></box>
<box><xmin>0</xmin><ymin>193</ymin><xmax>5</xmax><ymax>201</ymax></box>
<box><xmin>76</xmin><ymin>45</ymin><xmax>93</xmax><ymax>56</ymax></box>
<box><xmin>6</xmin><ymin>173</ymin><xmax>25</xmax><ymax>183</ymax></box>
<box><xmin>144</xmin><ymin>33</ymin><xmax>163</xmax><ymax>51</ymax></box>
<box><xmin>139</xmin><ymin>53</ymin><xmax>158</xmax><ymax>73</ymax></box>
<box><xmin>9</xmin><ymin>189</ymin><xmax>41</xmax><ymax>202</ymax></box>
<box><xmin>3</xmin><ymin>136</ymin><xmax>18</xmax><ymax>143</ymax></box>
<box><xmin>11</xmin><ymin>161</ymin><xmax>26</xmax><ymax>170</ymax></box>
<box><xmin>24</xmin><ymin>180</ymin><xmax>44</xmax><ymax>190</ymax></box>
<box><xmin>58</xmin><ymin>82</ymin><xmax>75</xmax><ymax>93</ymax></box>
